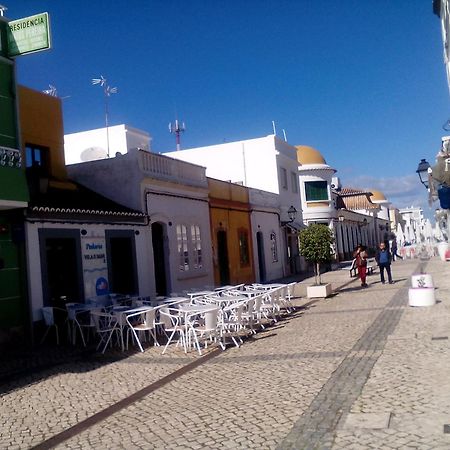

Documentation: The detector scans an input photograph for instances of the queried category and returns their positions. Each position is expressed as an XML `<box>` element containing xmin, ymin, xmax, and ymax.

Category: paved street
<box><xmin>1</xmin><ymin>257</ymin><xmax>450</xmax><ymax>449</ymax></box>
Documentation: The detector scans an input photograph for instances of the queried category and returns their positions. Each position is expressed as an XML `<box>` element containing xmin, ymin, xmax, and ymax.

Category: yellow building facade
<box><xmin>208</xmin><ymin>179</ymin><xmax>255</xmax><ymax>286</ymax></box>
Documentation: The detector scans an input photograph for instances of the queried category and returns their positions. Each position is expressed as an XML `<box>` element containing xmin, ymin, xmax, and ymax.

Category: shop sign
<box><xmin>7</xmin><ymin>12</ymin><xmax>51</xmax><ymax>57</ymax></box>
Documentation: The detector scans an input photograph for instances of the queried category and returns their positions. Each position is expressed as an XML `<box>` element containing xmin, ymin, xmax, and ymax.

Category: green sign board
<box><xmin>7</xmin><ymin>12</ymin><xmax>51</xmax><ymax>57</ymax></box>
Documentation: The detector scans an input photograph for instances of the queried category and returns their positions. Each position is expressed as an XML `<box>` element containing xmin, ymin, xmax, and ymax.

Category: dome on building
<box><xmin>296</xmin><ymin>145</ymin><xmax>327</xmax><ymax>165</ymax></box>
<box><xmin>369</xmin><ymin>190</ymin><xmax>387</xmax><ymax>202</ymax></box>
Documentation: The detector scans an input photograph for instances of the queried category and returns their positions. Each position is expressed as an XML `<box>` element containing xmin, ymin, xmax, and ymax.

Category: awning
<box><xmin>286</xmin><ymin>221</ymin><xmax>305</xmax><ymax>232</ymax></box>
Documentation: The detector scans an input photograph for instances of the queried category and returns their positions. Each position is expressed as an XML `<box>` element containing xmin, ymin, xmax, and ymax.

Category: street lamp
<box><xmin>416</xmin><ymin>159</ymin><xmax>432</xmax><ymax>189</ymax></box>
<box><xmin>281</xmin><ymin>205</ymin><xmax>297</xmax><ymax>226</ymax></box>
<box><xmin>287</xmin><ymin>205</ymin><xmax>297</xmax><ymax>223</ymax></box>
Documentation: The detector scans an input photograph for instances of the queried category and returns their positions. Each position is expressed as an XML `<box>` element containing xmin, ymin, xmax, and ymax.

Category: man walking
<box><xmin>375</xmin><ymin>241</ymin><xmax>394</xmax><ymax>284</ymax></box>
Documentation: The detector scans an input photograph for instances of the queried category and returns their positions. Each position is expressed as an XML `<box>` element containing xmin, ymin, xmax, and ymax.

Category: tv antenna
<box><xmin>169</xmin><ymin>119</ymin><xmax>186</xmax><ymax>151</ymax></box>
<box><xmin>92</xmin><ymin>75</ymin><xmax>118</xmax><ymax>158</ymax></box>
<box><xmin>43</xmin><ymin>84</ymin><xmax>71</xmax><ymax>100</ymax></box>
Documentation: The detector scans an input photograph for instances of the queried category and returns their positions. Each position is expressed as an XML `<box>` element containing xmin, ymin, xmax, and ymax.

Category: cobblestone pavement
<box><xmin>1</xmin><ymin>257</ymin><xmax>449</xmax><ymax>449</ymax></box>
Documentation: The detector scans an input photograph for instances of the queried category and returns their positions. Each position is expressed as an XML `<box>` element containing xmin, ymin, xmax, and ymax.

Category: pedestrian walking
<box><xmin>391</xmin><ymin>239</ymin><xmax>402</xmax><ymax>261</ymax></box>
<box><xmin>353</xmin><ymin>244</ymin><xmax>368</xmax><ymax>288</ymax></box>
<box><xmin>375</xmin><ymin>241</ymin><xmax>394</xmax><ymax>284</ymax></box>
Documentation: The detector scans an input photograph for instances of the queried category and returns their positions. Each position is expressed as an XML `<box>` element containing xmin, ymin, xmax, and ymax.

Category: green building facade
<box><xmin>0</xmin><ymin>16</ymin><xmax>30</xmax><ymax>337</ymax></box>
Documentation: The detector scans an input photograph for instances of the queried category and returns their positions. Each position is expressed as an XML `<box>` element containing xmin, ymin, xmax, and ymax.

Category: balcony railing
<box><xmin>139</xmin><ymin>150</ymin><xmax>207</xmax><ymax>187</ymax></box>
<box><xmin>0</xmin><ymin>146</ymin><xmax>22</xmax><ymax>169</ymax></box>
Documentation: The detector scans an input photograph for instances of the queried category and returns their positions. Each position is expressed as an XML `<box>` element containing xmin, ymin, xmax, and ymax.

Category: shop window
<box><xmin>238</xmin><ymin>228</ymin><xmax>250</xmax><ymax>267</ymax></box>
<box><xmin>191</xmin><ymin>225</ymin><xmax>202</xmax><ymax>269</ymax></box>
<box><xmin>176</xmin><ymin>224</ymin><xmax>189</xmax><ymax>271</ymax></box>
<box><xmin>305</xmin><ymin>181</ymin><xmax>328</xmax><ymax>201</ymax></box>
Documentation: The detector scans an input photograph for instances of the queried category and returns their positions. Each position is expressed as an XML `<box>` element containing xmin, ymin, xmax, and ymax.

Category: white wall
<box><xmin>164</xmin><ymin>135</ymin><xmax>283</xmax><ymax>194</ymax></box>
<box><xmin>249</xmin><ymin>187</ymin><xmax>284</xmax><ymax>282</ymax></box>
<box><xmin>146</xmin><ymin>189</ymin><xmax>214</xmax><ymax>294</ymax></box>
<box><xmin>64</xmin><ymin>124</ymin><xmax>151</xmax><ymax>164</ymax></box>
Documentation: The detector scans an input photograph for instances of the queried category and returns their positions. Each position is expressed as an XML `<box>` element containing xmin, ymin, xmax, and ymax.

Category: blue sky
<box><xmin>8</xmin><ymin>1</ymin><xmax>449</xmax><ymax>217</ymax></box>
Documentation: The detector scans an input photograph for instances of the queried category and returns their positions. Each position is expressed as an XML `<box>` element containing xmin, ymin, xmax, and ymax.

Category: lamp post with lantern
<box><xmin>416</xmin><ymin>154</ymin><xmax>450</xmax><ymax>247</ymax></box>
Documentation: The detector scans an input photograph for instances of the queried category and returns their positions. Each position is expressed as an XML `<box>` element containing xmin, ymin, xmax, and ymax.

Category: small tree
<box><xmin>299</xmin><ymin>223</ymin><xmax>334</xmax><ymax>285</ymax></box>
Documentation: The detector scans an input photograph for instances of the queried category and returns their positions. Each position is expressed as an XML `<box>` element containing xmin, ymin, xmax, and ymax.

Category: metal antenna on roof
<box><xmin>92</xmin><ymin>75</ymin><xmax>118</xmax><ymax>158</ymax></box>
<box><xmin>169</xmin><ymin>119</ymin><xmax>186</xmax><ymax>151</ymax></box>
<box><xmin>272</xmin><ymin>121</ymin><xmax>277</xmax><ymax>136</ymax></box>
<box><xmin>282</xmin><ymin>129</ymin><xmax>288</xmax><ymax>142</ymax></box>
<box><xmin>0</xmin><ymin>5</ymin><xmax>7</xmax><ymax>17</ymax></box>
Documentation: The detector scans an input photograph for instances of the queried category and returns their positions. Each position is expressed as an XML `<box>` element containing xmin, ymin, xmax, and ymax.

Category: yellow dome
<box><xmin>296</xmin><ymin>145</ymin><xmax>327</xmax><ymax>165</ymax></box>
<box><xmin>369</xmin><ymin>190</ymin><xmax>387</xmax><ymax>202</ymax></box>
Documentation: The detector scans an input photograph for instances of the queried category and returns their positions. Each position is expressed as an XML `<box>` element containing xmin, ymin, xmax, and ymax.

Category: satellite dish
<box><xmin>80</xmin><ymin>146</ymin><xmax>108</xmax><ymax>162</ymax></box>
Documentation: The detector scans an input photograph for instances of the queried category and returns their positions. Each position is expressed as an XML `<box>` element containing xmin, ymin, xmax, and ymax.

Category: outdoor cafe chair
<box><xmin>218</xmin><ymin>301</ymin><xmax>248</xmax><ymax>349</ymax></box>
<box><xmin>40</xmin><ymin>306</ymin><xmax>66</xmax><ymax>345</ymax></box>
<box><xmin>186</xmin><ymin>307</ymin><xmax>219</xmax><ymax>355</ymax></box>
<box><xmin>91</xmin><ymin>311</ymin><xmax>120</xmax><ymax>354</ymax></box>
<box><xmin>125</xmin><ymin>308</ymin><xmax>160</xmax><ymax>352</ymax></box>
<box><xmin>159</xmin><ymin>307</ymin><xmax>187</xmax><ymax>354</ymax></box>
<box><xmin>65</xmin><ymin>303</ymin><xmax>91</xmax><ymax>346</ymax></box>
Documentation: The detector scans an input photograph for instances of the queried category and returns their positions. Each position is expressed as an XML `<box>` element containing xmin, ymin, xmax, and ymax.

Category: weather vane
<box><xmin>92</xmin><ymin>75</ymin><xmax>118</xmax><ymax>158</ymax></box>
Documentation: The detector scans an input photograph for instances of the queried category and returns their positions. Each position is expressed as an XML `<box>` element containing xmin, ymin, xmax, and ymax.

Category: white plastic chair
<box><xmin>126</xmin><ymin>308</ymin><xmax>160</xmax><ymax>352</ymax></box>
<box><xmin>91</xmin><ymin>311</ymin><xmax>120</xmax><ymax>354</ymax></box>
<box><xmin>65</xmin><ymin>303</ymin><xmax>88</xmax><ymax>346</ymax></box>
<box><xmin>218</xmin><ymin>301</ymin><xmax>248</xmax><ymax>349</ymax></box>
<box><xmin>159</xmin><ymin>307</ymin><xmax>187</xmax><ymax>354</ymax></box>
<box><xmin>187</xmin><ymin>308</ymin><xmax>219</xmax><ymax>355</ymax></box>
<box><xmin>40</xmin><ymin>307</ymin><xmax>65</xmax><ymax>345</ymax></box>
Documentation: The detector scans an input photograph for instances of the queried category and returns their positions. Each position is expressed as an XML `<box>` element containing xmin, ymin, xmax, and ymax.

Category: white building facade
<box><xmin>67</xmin><ymin>149</ymin><xmax>214</xmax><ymax>296</ymax></box>
<box><xmin>64</xmin><ymin>124</ymin><xmax>151</xmax><ymax>164</ymax></box>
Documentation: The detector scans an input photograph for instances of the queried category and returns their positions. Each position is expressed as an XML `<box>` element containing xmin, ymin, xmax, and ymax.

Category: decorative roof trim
<box><xmin>30</xmin><ymin>206</ymin><xmax>147</xmax><ymax>217</ymax></box>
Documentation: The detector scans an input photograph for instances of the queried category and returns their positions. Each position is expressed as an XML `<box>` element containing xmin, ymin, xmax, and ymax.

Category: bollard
<box><xmin>408</xmin><ymin>274</ymin><xmax>435</xmax><ymax>307</ymax></box>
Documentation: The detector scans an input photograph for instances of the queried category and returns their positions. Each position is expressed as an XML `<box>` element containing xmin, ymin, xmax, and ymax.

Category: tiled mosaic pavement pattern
<box><xmin>1</xmin><ymin>257</ymin><xmax>449</xmax><ymax>449</ymax></box>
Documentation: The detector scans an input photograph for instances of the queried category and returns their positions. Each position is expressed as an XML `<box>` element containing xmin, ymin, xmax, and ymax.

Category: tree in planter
<box><xmin>299</xmin><ymin>223</ymin><xmax>334</xmax><ymax>285</ymax></box>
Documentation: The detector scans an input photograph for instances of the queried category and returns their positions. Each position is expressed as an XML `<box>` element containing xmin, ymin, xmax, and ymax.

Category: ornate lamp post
<box><xmin>416</xmin><ymin>156</ymin><xmax>450</xmax><ymax>244</ymax></box>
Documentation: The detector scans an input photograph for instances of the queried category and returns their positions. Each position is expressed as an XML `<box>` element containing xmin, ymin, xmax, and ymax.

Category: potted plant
<box><xmin>299</xmin><ymin>223</ymin><xmax>334</xmax><ymax>298</ymax></box>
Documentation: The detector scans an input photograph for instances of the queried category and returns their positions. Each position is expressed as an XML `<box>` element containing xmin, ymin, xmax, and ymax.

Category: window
<box><xmin>26</xmin><ymin>144</ymin><xmax>49</xmax><ymax>174</ymax></box>
<box><xmin>291</xmin><ymin>172</ymin><xmax>299</xmax><ymax>193</ymax></box>
<box><xmin>191</xmin><ymin>225</ymin><xmax>202</xmax><ymax>269</ymax></box>
<box><xmin>305</xmin><ymin>181</ymin><xmax>328</xmax><ymax>201</ymax></box>
<box><xmin>280</xmin><ymin>167</ymin><xmax>288</xmax><ymax>190</ymax></box>
<box><xmin>270</xmin><ymin>232</ymin><xmax>278</xmax><ymax>262</ymax></box>
<box><xmin>176</xmin><ymin>224</ymin><xmax>189</xmax><ymax>271</ymax></box>
<box><xmin>238</xmin><ymin>228</ymin><xmax>250</xmax><ymax>267</ymax></box>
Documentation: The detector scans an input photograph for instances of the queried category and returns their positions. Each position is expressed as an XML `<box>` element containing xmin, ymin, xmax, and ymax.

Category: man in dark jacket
<box><xmin>375</xmin><ymin>241</ymin><xmax>394</xmax><ymax>284</ymax></box>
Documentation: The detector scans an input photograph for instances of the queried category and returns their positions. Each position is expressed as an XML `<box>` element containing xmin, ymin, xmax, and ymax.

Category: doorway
<box><xmin>39</xmin><ymin>229</ymin><xmax>83</xmax><ymax>306</ymax></box>
<box><xmin>106</xmin><ymin>230</ymin><xmax>138</xmax><ymax>295</ymax></box>
<box><xmin>152</xmin><ymin>222</ymin><xmax>168</xmax><ymax>296</ymax></box>
<box><xmin>217</xmin><ymin>230</ymin><xmax>230</xmax><ymax>285</ymax></box>
<box><xmin>256</xmin><ymin>231</ymin><xmax>266</xmax><ymax>283</ymax></box>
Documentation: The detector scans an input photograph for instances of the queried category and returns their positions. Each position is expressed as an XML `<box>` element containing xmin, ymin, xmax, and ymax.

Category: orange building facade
<box><xmin>208</xmin><ymin>179</ymin><xmax>255</xmax><ymax>286</ymax></box>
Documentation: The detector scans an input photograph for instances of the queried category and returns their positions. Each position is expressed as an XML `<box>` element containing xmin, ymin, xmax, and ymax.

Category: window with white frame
<box><xmin>176</xmin><ymin>224</ymin><xmax>189</xmax><ymax>271</ymax></box>
<box><xmin>191</xmin><ymin>225</ymin><xmax>202</xmax><ymax>269</ymax></box>
<box><xmin>270</xmin><ymin>232</ymin><xmax>278</xmax><ymax>262</ymax></box>
<box><xmin>291</xmin><ymin>171</ymin><xmax>299</xmax><ymax>193</ymax></box>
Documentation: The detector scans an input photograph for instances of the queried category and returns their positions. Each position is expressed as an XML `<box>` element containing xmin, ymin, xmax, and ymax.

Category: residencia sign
<box><xmin>7</xmin><ymin>12</ymin><xmax>51</xmax><ymax>57</ymax></box>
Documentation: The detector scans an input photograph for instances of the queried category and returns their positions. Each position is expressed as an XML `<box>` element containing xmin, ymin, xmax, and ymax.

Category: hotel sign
<box><xmin>7</xmin><ymin>12</ymin><xmax>51</xmax><ymax>57</ymax></box>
